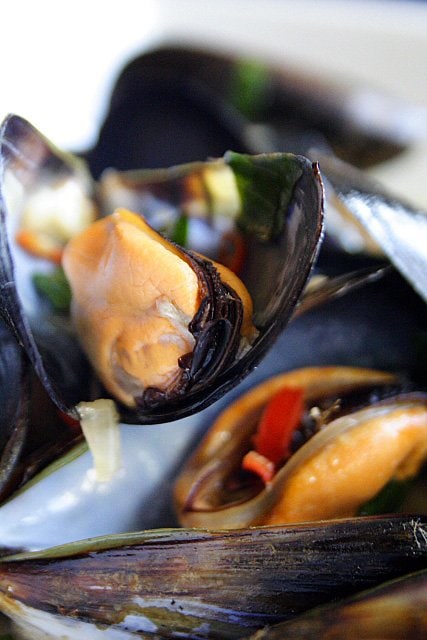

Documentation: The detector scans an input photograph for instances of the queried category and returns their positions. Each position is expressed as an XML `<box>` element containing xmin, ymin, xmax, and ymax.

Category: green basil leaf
<box><xmin>226</xmin><ymin>151</ymin><xmax>303</xmax><ymax>241</ymax></box>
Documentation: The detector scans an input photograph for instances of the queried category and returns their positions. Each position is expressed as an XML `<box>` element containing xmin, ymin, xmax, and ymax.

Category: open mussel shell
<box><xmin>312</xmin><ymin>150</ymin><xmax>427</xmax><ymax>302</ymax></box>
<box><xmin>0</xmin><ymin>114</ymin><xmax>324</xmax><ymax>423</ymax></box>
<box><xmin>249</xmin><ymin>568</ymin><xmax>427</xmax><ymax>639</ymax></box>
<box><xmin>0</xmin><ymin>114</ymin><xmax>95</xmax><ymax>417</ymax></box>
<box><xmin>175</xmin><ymin>366</ymin><xmax>427</xmax><ymax>529</ymax></box>
<box><xmin>85</xmin><ymin>44</ymin><xmax>413</xmax><ymax>176</ymax></box>
<box><xmin>0</xmin><ymin>516</ymin><xmax>426</xmax><ymax>639</ymax></box>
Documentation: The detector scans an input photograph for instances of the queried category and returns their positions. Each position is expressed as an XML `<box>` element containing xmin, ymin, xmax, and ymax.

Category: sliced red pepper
<box><xmin>242</xmin><ymin>386</ymin><xmax>305</xmax><ymax>484</ymax></box>
<box><xmin>242</xmin><ymin>450</ymin><xmax>275</xmax><ymax>484</ymax></box>
<box><xmin>253</xmin><ymin>386</ymin><xmax>305</xmax><ymax>465</ymax></box>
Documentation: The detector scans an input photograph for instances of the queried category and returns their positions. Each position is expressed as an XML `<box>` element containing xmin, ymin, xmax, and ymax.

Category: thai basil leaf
<box><xmin>226</xmin><ymin>151</ymin><xmax>303</xmax><ymax>242</ymax></box>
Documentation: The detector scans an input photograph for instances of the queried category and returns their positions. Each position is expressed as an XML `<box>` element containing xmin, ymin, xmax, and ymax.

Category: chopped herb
<box><xmin>229</xmin><ymin>59</ymin><xmax>271</xmax><ymax>119</ymax></box>
<box><xmin>358</xmin><ymin>479</ymin><xmax>411</xmax><ymax>516</ymax></box>
<box><xmin>32</xmin><ymin>267</ymin><xmax>72</xmax><ymax>311</ymax></box>
<box><xmin>171</xmin><ymin>215</ymin><xmax>189</xmax><ymax>247</ymax></box>
<box><xmin>226</xmin><ymin>151</ymin><xmax>303</xmax><ymax>241</ymax></box>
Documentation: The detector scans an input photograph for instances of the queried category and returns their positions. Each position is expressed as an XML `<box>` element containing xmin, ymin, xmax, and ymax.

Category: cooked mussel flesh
<box><xmin>62</xmin><ymin>207</ymin><xmax>257</xmax><ymax>411</ymax></box>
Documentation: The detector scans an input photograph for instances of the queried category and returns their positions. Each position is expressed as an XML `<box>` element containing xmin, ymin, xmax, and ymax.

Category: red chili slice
<box><xmin>242</xmin><ymin>386</ymin><xmax>305</xmax><ymax>483</ymax></box>
<box><xmin>242</xmin><ymin>450</ymin><xmax>275</xmax><ymax>483</ymax></box>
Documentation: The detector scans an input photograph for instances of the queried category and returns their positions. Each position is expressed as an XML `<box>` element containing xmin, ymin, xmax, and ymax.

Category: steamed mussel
<box><xmin>84</xmin><ymin>44</ymin><xmax>416</xmax><ymax>176</ymax></box>
<box><xmin>175</xmin><ymin>366</ymin><xmax>427</xmax><ymax>528</ymax></box>
<box><xmin>0</xmin><ymin>114</ymin><xmax>324</xmax><ymax>425</ymax></box>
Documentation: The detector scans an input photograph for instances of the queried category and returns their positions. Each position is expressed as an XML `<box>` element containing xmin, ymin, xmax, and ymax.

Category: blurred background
<box><xmin>1</xmin><ymin>0</ymin><xmax>427</xmax><ymax>206</ymax></box>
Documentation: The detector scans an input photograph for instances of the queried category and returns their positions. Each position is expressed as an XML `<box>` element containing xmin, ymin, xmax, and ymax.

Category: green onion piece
<box><xmin>32</xmin><ymin>267</ymin><xmax>71</xmax><ymax>311</ymax></box>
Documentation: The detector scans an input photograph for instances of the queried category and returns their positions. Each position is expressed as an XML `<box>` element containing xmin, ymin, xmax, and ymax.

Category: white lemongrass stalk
<box><xmin>77</xmin><ymin>400</ymin><xmax>122</xmax><ymax>482</ymax></box>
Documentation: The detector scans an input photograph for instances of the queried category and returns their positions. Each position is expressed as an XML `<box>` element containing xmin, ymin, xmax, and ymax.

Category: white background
<box><xmin>1</xmin><ymin>0</ymin><xmax>427</xmax><ymax>205</ymax></box>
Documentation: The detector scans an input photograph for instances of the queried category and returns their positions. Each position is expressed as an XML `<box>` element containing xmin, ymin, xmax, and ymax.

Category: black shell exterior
<box><xmin>0</xmin><ymin>516</ymin><xmax>426</xmax><ymax>639</ymax></box>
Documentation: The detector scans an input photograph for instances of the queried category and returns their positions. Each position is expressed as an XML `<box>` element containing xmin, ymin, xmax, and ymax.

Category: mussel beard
<box><xmin>138</xmin><ymin>251</ymin><xmax>248</xmax><ymax>410</ymax></box>
<box><xmin>174</xmin><ymin>366</ymin><xmax>427</xmax><ymax>528</ymax></box>
<box><xmin>62</xmin><ymin>208</ymin><xmax>257</xmax><ymax>413</ymax></box>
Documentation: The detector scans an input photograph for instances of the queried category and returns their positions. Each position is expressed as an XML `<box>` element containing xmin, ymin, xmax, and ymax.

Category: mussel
<box><xmin>0</xmin><ymin>113</ymin><xmax>324</xmax><ymax>424</ymax></box>
<box><xmin>0</xmin><ymin>516</ymin><xmax>426</xmax><ymax>639</ymax></box>
<box><xmin>61</xmin><ymin>207</ymin><xmax>258</xmax><ymax>412</ymax></box>
<box><xmin>249</xmin><ymin>568</ymin><xmax>427</xmax><ymax>639</ymax></box>
<box><xmin>174</xmin><ymin>366</ymin><xmax>427</xmax><ymax>529</ymax></box>
<box><xmin>84</xmin><ymin>44</ymin><xmax>417</xmax><ymax>176</ymax></box>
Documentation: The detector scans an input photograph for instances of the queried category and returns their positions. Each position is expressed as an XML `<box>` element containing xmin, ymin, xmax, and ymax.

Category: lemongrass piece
<box><xmin>77</xmin><ymin>400</ymin><xmax>121</xmax><ymax>482</ymax></box>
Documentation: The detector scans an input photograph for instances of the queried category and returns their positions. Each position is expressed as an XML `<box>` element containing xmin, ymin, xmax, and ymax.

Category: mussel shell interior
<box><xmin>0</xmin><ymin>115</ymin><xmax>95</xmax><ymax>416</ymax></box>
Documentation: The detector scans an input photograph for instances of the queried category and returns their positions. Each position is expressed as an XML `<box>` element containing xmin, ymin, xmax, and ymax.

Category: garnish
<box><xmin>32</xmin><ymin>267</ymin><xmax>72</xmax><ymax>311</ymax></box>
<box><xmin>242</xmin><ymin>386</ymin><xmax>304</xmax><ymax>483</ymax></box>
<box><xmin>170</xmin><ymin>214</ymin><xmax>189</xmax><ymax>246</ymax></box>
<box><xmin>229</xmin><ymin>59</ymin><xmax>270</xmax><ymax>119</ymax></box>
<box><xmin>16</xmin><ymin>229</ymin><xmax>63</xmax><ymax>264</ymax></box>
